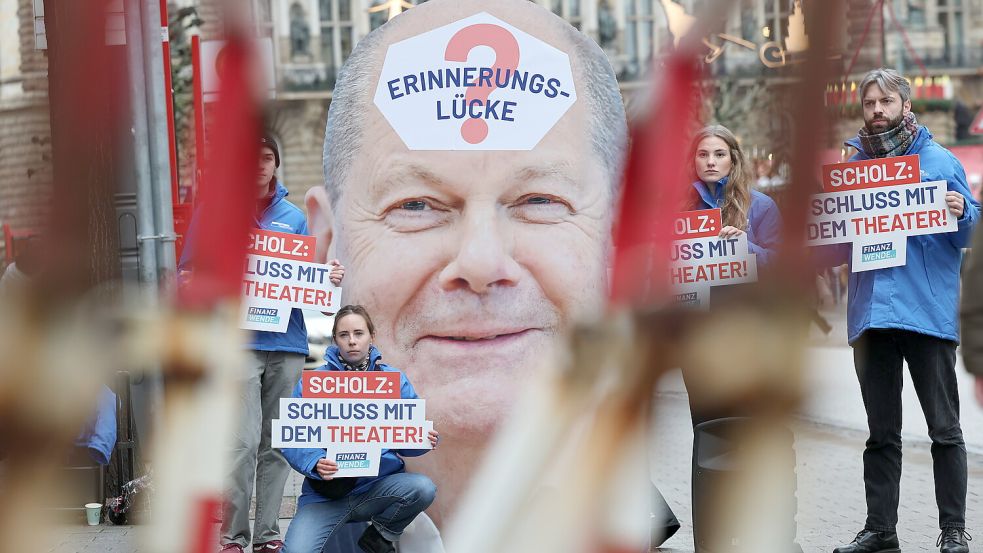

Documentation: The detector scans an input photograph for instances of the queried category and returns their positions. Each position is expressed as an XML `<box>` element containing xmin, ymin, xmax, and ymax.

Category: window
<box><xmin>624</xmin><ymin>0</ymin><xmax>660</xmax><ymax>80</ymax></box>
<box><xmin>252</xmin><ymin>0</ymin><xmax>275</xmax><ymax>38</ymax></box>
<box><xmin>763</xmin><ymin>0</ymin><xmax>793</xmax><ymax>45</ymax></box>
<box><xmin>740</xmin><ymin>0</ymin><xmax>760</xmax><ymax>42</ymax></box>
<box><xmin>549</xmin><ymin>0</ymin><xmax>584</xmax><ymax>30</ymax></box>
<box><xmin>936</xmin><ymin>0</ymin><xmax>965</xmax><ymax>65</ymax></box>
<box><xmin>906</xmin><ymin>0</ymin><xmax>926</xmax><ymax>25</ymax></box>
<box><xmin>318</xmin><ymin>0</ymin><xmax>356</xmax><ymax>89</ymax></box>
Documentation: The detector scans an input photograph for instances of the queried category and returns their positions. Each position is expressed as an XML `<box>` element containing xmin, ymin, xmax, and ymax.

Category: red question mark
<box><xmin>444</xmin><ymin>24</ymin><xmax>520</xmax><ymax>145</ymax></box>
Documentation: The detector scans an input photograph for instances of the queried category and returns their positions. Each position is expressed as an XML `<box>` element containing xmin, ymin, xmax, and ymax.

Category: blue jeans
<box><xmin>284</xmin><ymin>472</ymin><xmax>436</xmax><ymax>553</ymax></box>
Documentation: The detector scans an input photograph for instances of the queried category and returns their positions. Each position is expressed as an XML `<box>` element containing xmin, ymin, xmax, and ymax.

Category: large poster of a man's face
<box><xmin>306</xmin><ymin>0</ymin><xmax>627</xmax><ymax>523</ymax></box>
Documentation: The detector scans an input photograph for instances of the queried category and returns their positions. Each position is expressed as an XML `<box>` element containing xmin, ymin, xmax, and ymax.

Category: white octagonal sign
<box><xmin>373</xmin><ymin>12</ymin><xmax>577</xmax><ymax>151</ymax></box>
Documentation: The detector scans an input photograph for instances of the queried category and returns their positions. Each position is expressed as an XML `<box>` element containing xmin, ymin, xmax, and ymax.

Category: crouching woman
<box><xmin>282</xmin><ymin>305</ymin><xmax>439</xmax><ymax>553</ymax></box>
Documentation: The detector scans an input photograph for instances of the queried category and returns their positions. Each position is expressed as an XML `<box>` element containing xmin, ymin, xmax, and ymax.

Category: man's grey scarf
<box><xmin>857</xmin><ymin>111</ymin><xmax>919</xmax><ymax>158</ymax></box>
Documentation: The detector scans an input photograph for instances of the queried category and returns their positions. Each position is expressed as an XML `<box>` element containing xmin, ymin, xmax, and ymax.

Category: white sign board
<box><xmin>374</xmin><ymin>12</ymin><xmax>577</xmax><ymax>150</ymax></box>
<box><xmin>808</xmin><ymin>155</ymin><xmax>957</xmax><ymax>272</ymax></box>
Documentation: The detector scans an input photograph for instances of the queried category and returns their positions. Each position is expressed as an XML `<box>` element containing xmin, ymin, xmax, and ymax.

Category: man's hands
<box><xmin>328</xmin><ymin>259</ymin><xmax>346</xmax><ymax>286</ymax></box>
<box><xmin>428</xmin><ymin>430</ymin><xmax>440</xmax><ymax>449</ymax></box>
<box><xmin>946</xmin><ymin>191</ymin><xmax>964</xmax><ymax>218</ymax></box>
<box><xmin>975</xmin><ymin>376</ymin><xmax>983</xmax><ymax>408</ymax></box>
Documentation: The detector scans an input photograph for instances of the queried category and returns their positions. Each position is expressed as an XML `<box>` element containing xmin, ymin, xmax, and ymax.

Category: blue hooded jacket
<box><xmin>817</xmin><ymin>127</ymin><xmax>980</xmax><ymax>343</ymax></box>
<box><xmin>692</xmin><ymin>176</ymin><xmax>783</xmax><ymax>266</ymax></box>
<box><xmin>179</xmin><ymin>181</ymin><xmax>310</xmax><ymax>354</ymax></box>
<box><xmin>281</xmin><ymin>345</ymin><xmax>431</xmax><ymax>508</ymax></box>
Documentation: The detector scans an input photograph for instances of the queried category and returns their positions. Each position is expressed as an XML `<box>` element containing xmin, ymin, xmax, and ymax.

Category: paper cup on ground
<box><xmin>84</xmin><ymin>503</ymin><xmax>102</xmax><ymax>526</ymax></box>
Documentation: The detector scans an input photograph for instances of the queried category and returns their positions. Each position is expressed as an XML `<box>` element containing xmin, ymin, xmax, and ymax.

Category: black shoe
<box><xmin>833</xmin><ymin>529</ymin><xmax>901</xmax><ymax>553</ymax></box>
<box><xmin>357</xmin><ymin>524</ymin><xmax>396</xmax><ymax>553</ymax></box>
<box><xmin>937</xmin><ymin>528</ymin><xmax>971</xmax><ymax>553</ymax></box>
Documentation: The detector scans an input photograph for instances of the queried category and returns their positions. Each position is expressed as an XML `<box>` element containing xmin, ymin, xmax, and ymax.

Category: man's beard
<box><xmin>864</xmin><ymin>112</ymin><xmax>904</xmax><ymax>134</ymax></box>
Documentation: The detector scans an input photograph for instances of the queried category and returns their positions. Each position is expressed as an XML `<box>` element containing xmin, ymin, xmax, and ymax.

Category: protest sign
<box><xmin>807</xmin><ymin>155</ymin><xmax>957</xmax><ymax>272</ymax></box>
<box><xmin>670</xmin><ymin>209</ymin><xmax>758</xmax><ymax>307</ymax></box>
<box><xmin>238</xmin><ymin>229</ymin><xmax>341</xmax><ymax>331</ymax></box>
<box><xmin>274</xmin><ymin>372</ymin><xmax>434</xmax><ymax>478</ymax></box>
<box><xmin>374</xmin><ymin>12</ymin><xmax>577</xmax><ymax>150</ymax></box>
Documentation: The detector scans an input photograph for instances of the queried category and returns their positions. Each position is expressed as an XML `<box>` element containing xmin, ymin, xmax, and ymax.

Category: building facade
<box><xmin>232</xmin><ymin>0</ymin><xmax>982</xmax><ymax>203</ymax></box>
<box><xmin>0</xmin><ymin>0</ymin><xmax>53</xmax><ymax>264</ymax></box>
<box><xmin>1</xmin><ymin>0</ymin><xmax>981</xmax><ymax>261</ymax></box>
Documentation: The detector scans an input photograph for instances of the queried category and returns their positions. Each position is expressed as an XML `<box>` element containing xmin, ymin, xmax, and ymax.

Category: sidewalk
<box><xmin>653</xmin><ymin>304</ymin><xmax>983</xmax><ymax>552</ymax></box>
<box><xmin>651</xmin><ymin>392</ymin><xmax>983</xmax><ymax>553</ymax></box>
<box><xmin>801</xmin><ymin>306</ymin><xmax>983</xmax><ymax>454</ymax></box>
<box><xmin>53</xmin><ymin>392</ymin><xmax>983</xmax><ymax>553</ymax></box>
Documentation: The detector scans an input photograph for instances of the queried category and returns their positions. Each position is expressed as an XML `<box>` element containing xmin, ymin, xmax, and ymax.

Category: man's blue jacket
<box><xmin>818</xmin><ymin>127</ymin><xmax>979</xmax><ymax>343</ymax></box>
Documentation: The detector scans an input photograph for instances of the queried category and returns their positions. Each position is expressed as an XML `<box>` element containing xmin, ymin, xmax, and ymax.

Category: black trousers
<box><xmin>852</xmin><ymin>329</ymin><xmax>967</xmax><ymax>532</ymax></box>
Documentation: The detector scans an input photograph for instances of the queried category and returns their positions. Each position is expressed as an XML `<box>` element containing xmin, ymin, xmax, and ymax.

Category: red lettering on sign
<box><xmin>849</xmin><ymin>209</ymin><xmax>948</xmax><ymax>234</ymax></box>
<box><xmin>669</xmin><ymin>260</ymin><xmax>748</xmax><ymax>284</ymax></box>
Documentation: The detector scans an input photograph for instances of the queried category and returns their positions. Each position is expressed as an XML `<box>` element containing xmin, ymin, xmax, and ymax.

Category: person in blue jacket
<box><xmin>825</xmin><ymin>69</ymin><xmax>978</xmax><ymax>553</ymax></box>
<box><xmin>684</xmin><ymin>124</ymin><xmax>783</xmax><ymax>425</ymax></box>
<box><xmin>680</xmin><ymin>125</ymin><xmax>802</xmax><ymax>553</ymax></box>
<box><xmin>689</xmin><ymin>124</ymin><xmax>783</xmax><ymax>272</ymax></box>
<box><xmin>180</xmin><ymin>133</ymin><xmax>345</xmax><ymax>553</ymax></box>
<box><xmin>283</xmin><ymin>304</ymin><xmax>438</xmax><ymax>553</ymax></box>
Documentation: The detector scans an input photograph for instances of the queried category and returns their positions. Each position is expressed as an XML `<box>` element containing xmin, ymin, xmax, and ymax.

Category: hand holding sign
<box><xmin>718</xmin><ymin>225</ymin><xmax>746</xmax><ymax>239</ymax></box>
<box><xmin>946</xmin><ymin>191</ymin><xmax>964</xmax><ymax>218</ymax></box>
<box><xmin>240</xmin><ymin>229</ymin><xmax>344</xmax><ymax>332</ymax></box>
<box><xmin>315</xmin><ymin>458</ymin><xmax>339</xmax><ymax>480</ymax></box>
<box><xmin>327</xmin><ymin>259</ymin><xmax>346</xmax><ymax>286</ymax></box>
<box><xmin>671</xmin><ymin>209</ymin><xmax>758</xmax><ymax>307</ymax></box>
<box><xmin>275</xmin><ymin>372</ymin><xmax>435</xmax><ymax>478</ymax></box>
<box><xmin>808</xmin><ymin>155</ymin><xmax>958</xmax><ymax>272</ymax></box>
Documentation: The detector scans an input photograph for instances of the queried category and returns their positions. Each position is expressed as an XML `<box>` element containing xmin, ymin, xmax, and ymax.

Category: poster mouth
<box><xmin>416</xmin><ymin>327</ymin><xmax>542</xmax><ymax>351</ymax></box>
<box><xmin>420</xmin><ymin>328</ymin><xmax>537</xmax><ymax>345</ymax></box>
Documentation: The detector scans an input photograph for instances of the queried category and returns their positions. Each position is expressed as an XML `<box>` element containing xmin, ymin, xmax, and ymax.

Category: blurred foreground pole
<box><xmin>0</xmin><ymin>0</ymin><xmax>122</xmax><ymax>550</ymax></box>
<box><xmin>146</xmin><ymin>7</ymin><xmax>260</xmax><ymax>550</ymax></box>
<box><xmin>673</xmin><ymin>2</ymin><xmax>842</xmax><ymax>551</ymax></box>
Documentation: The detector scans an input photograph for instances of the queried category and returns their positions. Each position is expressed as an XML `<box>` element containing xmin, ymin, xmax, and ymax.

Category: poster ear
<box><xmin>306</xmin><ymin>186</ymin><xmax>335</xmax><ymax>264</ymax></box>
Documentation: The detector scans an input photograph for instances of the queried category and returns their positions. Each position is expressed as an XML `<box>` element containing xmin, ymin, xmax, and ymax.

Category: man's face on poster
<box><xmin>305</xmin><ymin>2</ymin><xmax>625</xmax><ymax>519</ymax></box>
<box><xmin>330</xmin><ymin>99</ymin><xmax>611</xmax><ymax>437</ymax></box>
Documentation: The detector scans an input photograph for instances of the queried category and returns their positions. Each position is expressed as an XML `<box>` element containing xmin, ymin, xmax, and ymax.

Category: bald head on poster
<box><xmin>305</xmin><ymin>0</ymin><xmax>627</xmax><ymax>522</ymax></box>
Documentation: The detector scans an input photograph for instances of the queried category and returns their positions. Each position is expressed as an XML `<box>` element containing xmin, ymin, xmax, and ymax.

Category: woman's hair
<box><xmin>691</xmin><ymin>124</ymin><xmax>753</xmax><ymax>230</ymax></box>
<box><xmin>332</xmin><ymin>304</ymin><xmax>376</xmax><ymax>339</ymax></box>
